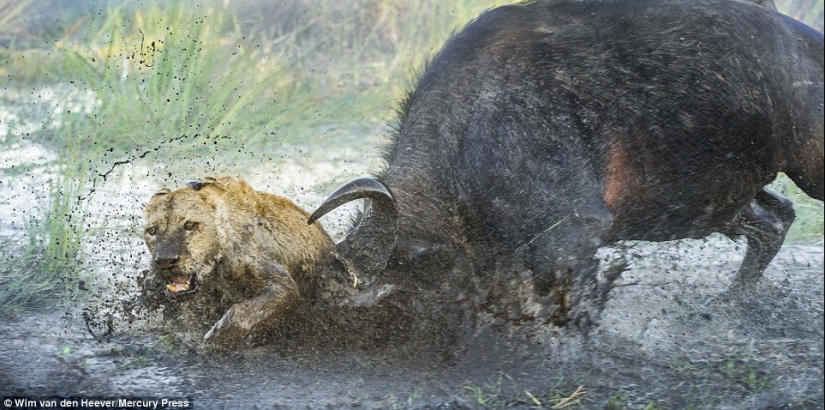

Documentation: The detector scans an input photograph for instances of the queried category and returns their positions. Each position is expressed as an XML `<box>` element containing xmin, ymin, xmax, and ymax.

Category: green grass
<box><xmin>0</xmin><ymin>0</ymin><xmax>822</xmax><ymax>315</ymax></box>
<box><xmin>0</xmin><ymin>0</ymin><xmax>34</xmax><ymax>36</ymax></box>
<box><xmin>461</xmin><ymin>373</ymin><xmax>589</xmax><ymax>409</ymax></box>
<box><xmin>463</xmin><ymin>373</ymin><xmax>530</xmax><ymax>408</ymax></box>
<box><xmin>605</xmin><ymin>393</ymin><xmax>628</xmax><ymax>410</ymax></box>
<box><xmin>0</xmin><ymin>134</ymin><xmax>91</xmax><ymax>315</ymax></box>
<box><xmin>12</xmin><ymin>0</ymin><xmax>503</xmax><ymax>151</ymax></box>
<box><xmin>18</xmin><ymin>0</ymin><xmax>507</xmax><ymax>172</ymax></box>
<box><xmin>56</xmin><ymin>4</ymin><xmax>321</xmax><ymax>151</ymax></box>
<box><xmin>0</xmin><ymin>237</ymin><xmax>64</xmax><ymax>316</ymax></box>
<box><xmin>0</xmin><ymin>0</ymin><xmax>504</xmax><ymax>314</ymax></box>
<box><xmin>642</xmin><ymin>402</ymin><xmax>662</xmax><ymax>410</ymax></box>
<box><xmin>770</xmin><ymin>174</ymin><xmax>824</xmax><ymax>242</ymax></box>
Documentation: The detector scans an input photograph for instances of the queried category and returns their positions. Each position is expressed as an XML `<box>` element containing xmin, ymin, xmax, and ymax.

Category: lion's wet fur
<box><xmin>139</xmin><ymin>176</ymin><xmax>456</xmax><ymax>353</ymax></box>
<box><xmin>141</xmin><ymin>175</ymin><xmax>337</xmax><ymax>346</ymax></box>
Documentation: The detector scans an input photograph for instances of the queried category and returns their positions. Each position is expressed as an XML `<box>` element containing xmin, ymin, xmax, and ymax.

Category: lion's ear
<box><xmin>188</xmin><ymin>176</ymin><xmax>220</xmax><ymax>191</ymax></box>
<box><xmin>153</xmin><ymin>188</ymin><xmax>171</xmax><ymax>196</ymax></box>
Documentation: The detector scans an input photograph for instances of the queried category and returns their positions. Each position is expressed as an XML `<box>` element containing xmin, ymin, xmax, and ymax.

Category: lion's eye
<box><xmin>145</xmin><ymin>226</ymin><xmax>157</xmax><ymax>236</ymax></box>
<box><xmin>183</xmin><ymin>221</ymin><xmax>199</xmax><ymax>231</ymax></box>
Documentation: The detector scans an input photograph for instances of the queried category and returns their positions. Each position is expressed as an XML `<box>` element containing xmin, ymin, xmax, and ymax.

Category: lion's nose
<box><xmin>155</xmin><ymin>256</ymin><xmax>179</xmax><ymax>269</ymax></box>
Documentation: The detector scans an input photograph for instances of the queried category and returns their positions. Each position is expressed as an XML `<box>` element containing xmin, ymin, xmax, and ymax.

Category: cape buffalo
<box><xmin>309</xmin><ymin>0</ymin><xmax>823</xmax><ymax>326</ymax></box>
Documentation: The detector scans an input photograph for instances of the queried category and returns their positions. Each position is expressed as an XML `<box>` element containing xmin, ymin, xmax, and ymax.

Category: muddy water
<box><xmin>0</xmin><ymin>88</ymin><xmax>823</xmax><ymax>409</ymax></box>
<box><xmin>0</xmin><ymin>239</ymin><xmax>821</xmax><ymax>408</ymax></box>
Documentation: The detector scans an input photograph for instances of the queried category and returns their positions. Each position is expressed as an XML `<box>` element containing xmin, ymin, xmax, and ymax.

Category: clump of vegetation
<box><xmin>56</xmin><ymin>4</ymin><xmax>317</xmax><ymax>155</ymax></box>
<box><xmin>771</xmin><ymin>174</ymin><xmax>824</xmax><ymax>242</ymax></box>
<box><xmin>0</xmin><ymin>0</ymin><xmax>504</xmax><ymax>313</ymax></box>
<box><xmin>0</xmin><ymin>154</ymin><xmax>88</xmax><ymax>315</ymax></box>
<box><xmin>0</xmin><ymin>0</ymin><xmax>822</xmax><ymax>315</ymax></box>
<box><xmin>0</xmin><ymin>183</ymin><xmax>86</xmax><ymax>316</ymax></box>
<box><xmin>462</xmin><ymin>373</ymin><xmax>588</xmax><ymax>408</ymax></box>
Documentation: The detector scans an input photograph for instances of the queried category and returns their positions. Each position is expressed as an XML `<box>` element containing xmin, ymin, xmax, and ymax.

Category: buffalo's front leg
<box><xmin>724</xmin><ymin>187</ymin><xmax>795</xmax><ymax>291</ymax></box>
<box><xmin>526</xmin><ymin>211</ymin><xmax>615</xmax><ymax>329</ymax></box>
<box><xmin>204</xmin><ymin>261</ymin><xmax>300</xmax><ymax>347</ymax></box>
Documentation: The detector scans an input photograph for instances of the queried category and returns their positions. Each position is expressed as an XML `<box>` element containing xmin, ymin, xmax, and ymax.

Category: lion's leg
<box><xmin>204</xmin><ymin>261</ymin><xmax>300</xmax><ymax>346</ymax></box>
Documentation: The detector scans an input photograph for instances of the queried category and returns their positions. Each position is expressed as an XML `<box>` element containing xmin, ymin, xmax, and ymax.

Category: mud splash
<box><xmin>1</xmin><ymin>237</ymin><xmax>821</xmax><ymax>408</ymax></box>
<box><xmin>0</xmin><ymin>87</ymin><xmax>821</xmax><ymax>409</ymax></box>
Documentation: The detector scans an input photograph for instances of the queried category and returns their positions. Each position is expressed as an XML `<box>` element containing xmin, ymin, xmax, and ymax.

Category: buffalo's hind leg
<box><xmin>724</xmin><ymin>187</ymin><xmax>795</xmax><ymax>292</ymax></box>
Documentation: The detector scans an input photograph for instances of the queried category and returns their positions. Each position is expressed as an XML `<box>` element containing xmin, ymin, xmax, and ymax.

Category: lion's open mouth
<box><xmin>166</xmin><ymin>273</ymin><xmax>198</xmax><ymax>295</ymax></box>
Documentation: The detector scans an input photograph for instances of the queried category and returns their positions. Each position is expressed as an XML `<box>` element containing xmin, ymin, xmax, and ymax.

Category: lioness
<box><xmin>139</xmin><ymin>175</ymin><xmax>335</xmax><ymax>347</ymax></box>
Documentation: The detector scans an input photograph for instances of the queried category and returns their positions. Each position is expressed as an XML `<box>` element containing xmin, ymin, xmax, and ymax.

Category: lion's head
<box><xmin>142</xmin><ymin>175</ymin><xmax>334</xmax><ymax>303</ymax></box>
<box><xmin>142</xmin><ymin>181</ymin><xmax>219</xmax><ymax>298</ymax></box>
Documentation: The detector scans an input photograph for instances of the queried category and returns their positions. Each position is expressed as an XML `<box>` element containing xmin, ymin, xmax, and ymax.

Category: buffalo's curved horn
<box><xmin>308</xmin><ymin>177</ymin><xmax>398</xmax><ymax>276</ymax></box>
<box><xmin>308</xmin><ymin>177</ymin><xmax>395</xmax><ymax>225</ymax></box>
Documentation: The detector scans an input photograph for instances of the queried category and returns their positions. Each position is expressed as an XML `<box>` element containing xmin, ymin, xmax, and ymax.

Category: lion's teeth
<box><xmin>167</xmin><ymin>282</ymin><xmax>190</xmax><ymax>293</ymax></box>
